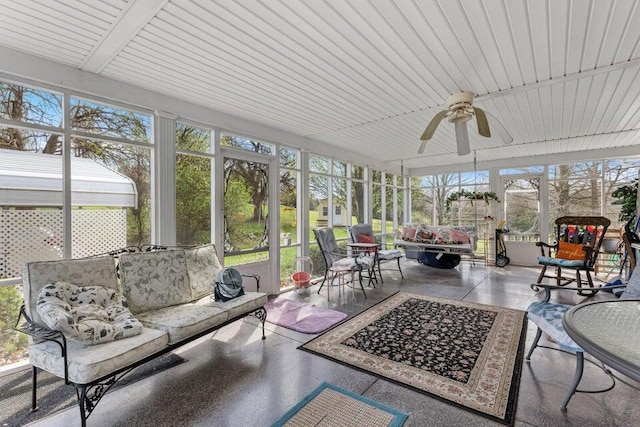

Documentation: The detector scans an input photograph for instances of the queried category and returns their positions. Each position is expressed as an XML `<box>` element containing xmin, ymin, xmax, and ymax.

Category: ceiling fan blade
<box><xmin>455</xmin><ymin>122</ymin><xmax>470</xmax><ymax>155</ymax></box>
<box><xmin>420</xmin><ymin>110</ymin><xmax>449</xmax><ymax>141</ymax></box>
<box><xmin>418</xmin><ymin>139</ymin><xmax>428</xmax><ymax>154</ymax></box>
<box><xmin>473</xmin><ymin>107</ymin><xmax>491</xmax><ymax>138</ymax></box>
<box><xmin>483</xmin><ymin>110</ymin><xmax>513</xmax><ymax>145</ymax></box>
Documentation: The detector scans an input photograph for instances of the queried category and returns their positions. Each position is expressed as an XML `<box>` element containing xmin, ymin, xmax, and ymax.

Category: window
<box><xmin>0</xmin><ymin>81</ymin><xmax>153</xmax><ymax>368</ymax></box>
<box><xmin>279</xmin><ymin>147</ymin><xmax>301</xmax><ymax>289</ymax></box>
<box><xmin>335</xmin><ymin>206</ymin><xmax>342</xmax><ymax>215</ymax></box>
<box><xmin>322</xmin><ymin>206</ymin><xmax>328</xmax><ymax>216</ymax></box>
<box><xmin>221</xmin><ymin>132</ymin><xmax>274</xmax><ymax>155</ymax></box>
<box><xmin>176</xmin><ymin>122</ymin><xmax>213</xmax><ymax>246</ymax></box>
<box><xmin>70</xmin><ymin>97</ymin><xmax>152</xmax><ymax>248</ymax></box>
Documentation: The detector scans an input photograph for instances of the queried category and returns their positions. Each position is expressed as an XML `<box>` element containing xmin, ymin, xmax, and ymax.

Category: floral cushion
<box><xmin>527</xmin><ymin>301</ymin><xmax>582</xmax><ymax>352</ymax></box>
<box><xmin>537</xmin><ymin>256</ymin><xmax>585</xmax><ymax>268</ymax></box>
<box><xmin>378</xmin><ymin>249</ymin><xmax>403</xmax><ymax>260</ymax></box>
<box><xmin>36</xmin><ymin>282</ymin><xmax>143</xmax><ymax>345</ymax></box>
<box><xmin>184</xmin><ymin>244</ymin><xmax>223</xmax><ymax>301</ymax></box>
<box><xmin>28</xmin><ymin>327</ymin><xmax>167</xmax><ymax>384</ymax></box>
<box><xmin>402</xmin><ymin>225</ymin><xmax>418</xmax><ymax>240</ymax></box>
<box><xmin>332</xmin><ymin>256</ymin><xmax>374</xmax><ymax>270</ymax></box>
<box><xmin>119</xmin><ymin>250</ymin><xmax>192</xmax><ymax>314</ymax></box>
<box><xmin>449</xmin><ymin>228</ymin><xmax>471</xmax><ymax>244</ymax></box>
<box><xmin>22</xmin><ymin>255</ymin><xmax>118</xmax><ymax>328</ymax></box>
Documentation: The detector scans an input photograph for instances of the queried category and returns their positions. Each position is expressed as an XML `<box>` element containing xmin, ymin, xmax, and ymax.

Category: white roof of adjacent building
<box><xmin>0</xmin><ymin>150</ymin><xmax>137</xmax><ymax>207</ymax></box>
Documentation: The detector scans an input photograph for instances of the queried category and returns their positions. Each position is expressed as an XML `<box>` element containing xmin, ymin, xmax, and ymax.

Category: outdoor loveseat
<box><xmin>14</xmin><ymin>244</ymin><xmax>267</xmax><ymax>426</ymax></box>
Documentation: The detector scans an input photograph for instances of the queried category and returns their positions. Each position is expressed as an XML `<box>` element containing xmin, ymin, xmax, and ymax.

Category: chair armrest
<box><xmin>14</xmin><ymin>305</ymin><xmax>64</xmax><ymax>341</ymax></box>
<box><xmin>530</xmin><ymin>282</ymin><xmax>626</xmax><ymax>302</ymax></box>
<box><xmin>536</xmin><ymin>241</ymin><xmax>557</xmax><ymax>256</ymax></box>
<box><xmin>14</xmin><ymin>305</ymin><xmax>70</xmax><ymax>382</ymax></box>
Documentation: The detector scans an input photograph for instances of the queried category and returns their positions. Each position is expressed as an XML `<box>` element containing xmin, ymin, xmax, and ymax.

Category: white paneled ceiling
<box><xmin>2</xmin><ymin>0</ymin><xmax>640</xmax><ymax>174</ymax></box>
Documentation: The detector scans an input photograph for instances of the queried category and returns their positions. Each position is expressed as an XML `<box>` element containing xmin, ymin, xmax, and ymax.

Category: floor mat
<box><xmin>265</xmin><ymin>299</ymin><xmax>347</xmax><ymax>334</ymax></box>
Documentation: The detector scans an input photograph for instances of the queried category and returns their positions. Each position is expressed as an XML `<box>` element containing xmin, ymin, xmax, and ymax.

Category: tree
<box><xmin>176</xmin><ymin>125</ymin><xmax>212</xmax><ymax>245</ymax></box>
<box><xmin>1</xmin><ymin>83</ymin><xmax>152</xmax><ymax>245</ymax></box>
<box><xmin>222</xmin><ymin>135</ymin><xmax>269</xmax><ymax>221</ymax></box>
<box><xmin>612</xmin><ymin>178</ymin><xmax>638</xmax><ymax>222</ymax></box>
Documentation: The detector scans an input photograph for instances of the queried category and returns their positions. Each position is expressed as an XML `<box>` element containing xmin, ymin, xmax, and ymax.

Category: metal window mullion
<box><xmin>62</xmin><ymin>93</ymin><xmax>71</xmax><ymax>259</ymax></box>
<box><xmin>213</xmin><ymin>129</ymin><xmax>223</xmax><ymax>255</ymax></box>
<box><xmin>0</xmin><ymin>117</ymin><xmax>63</xmax><ymax>135</ymax></box>
<box><xmin>365</xmin><ymin>166</ymin><xmax>371</xmax><ymax>224</ymax></box>
<box><xmin>600</xmin><ymin>161</ymin><xmax>606</xmax><ymax>217</ymax></box>
<box><xmin>70</xmin><ymin>130</ymin><xmax>151</xmax><ymax>148</ymax></box>
<box><xmin>209</xmin><ymin>129</ymin><xmax>224</xmax><ymax>251</ymax></box>
<box><xmin>175</xmin><ymin>147</ymin><xmax>215</xmax><ymax>158</ymax></box>
<box><xmin>299</xmin><ymin>149</ymin><xmax>309</xmax><ymax>258</ymax></box>
<box><xmin>153</xmin><ymin>113</ymin><xmax>176</xmax><ymax>246</ymax></box>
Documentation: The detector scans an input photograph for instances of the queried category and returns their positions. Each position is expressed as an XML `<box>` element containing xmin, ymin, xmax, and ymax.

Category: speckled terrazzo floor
<box><xmin>25</xmin><ymin>261</ymin><xmax>640</xmax><ymax>426</ymax></box>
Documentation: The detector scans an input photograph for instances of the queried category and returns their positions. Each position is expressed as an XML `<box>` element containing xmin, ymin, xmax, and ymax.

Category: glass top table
<box><xmin>563</xmin><ymin>299</ymin><xmax>640</xmax><ymax>381</ymax></box>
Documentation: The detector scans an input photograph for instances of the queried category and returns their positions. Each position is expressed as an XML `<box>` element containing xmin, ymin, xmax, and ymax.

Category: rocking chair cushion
<box><xmin>537</xmin><ymin>256</ymin><xmax>586</xmax><ymax>268</ymax></box>
<box><xmin>527</xmin><ymin>301</ymin><xmax>583</xmax><ymax>352</ymax></box>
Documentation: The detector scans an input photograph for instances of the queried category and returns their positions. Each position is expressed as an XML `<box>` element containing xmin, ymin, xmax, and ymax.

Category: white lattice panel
<box><xmin>0</xmin><ymin>209</ymin><xmax>126</xmax><ymax>279</ymax></box>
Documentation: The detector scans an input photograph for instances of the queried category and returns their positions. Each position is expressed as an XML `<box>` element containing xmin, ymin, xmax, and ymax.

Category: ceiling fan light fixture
<box><xmin>448</xmin><ymin>109</ymin><xmax>473</xmax><ymax>123</ymax></box>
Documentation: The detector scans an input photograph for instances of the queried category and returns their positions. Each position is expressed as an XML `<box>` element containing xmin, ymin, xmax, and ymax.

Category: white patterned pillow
<box><xmin>36</xmin><ymin>282</ymin><xmax>143</xmax><ymax>345</ymax></box>
<box><xmin>119</xmin><ymin>250</ymin><xmax>192</xmax><ymax>314</ymax></box>
<box><xmin>22</xmin><ymin>255</ymin><xmax>118</xmax><ymax>328</ymax></box>
<box><xmin>185</xmin><ymin>244</ymin><xmax>223</xmax><ymax>300</ymax></box>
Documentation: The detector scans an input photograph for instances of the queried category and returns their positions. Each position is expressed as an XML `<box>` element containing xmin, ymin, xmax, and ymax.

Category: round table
<box><xmin>563</xmin><ymin>299</ymin><xmax>640</xmax><ymax>381</ymax></box>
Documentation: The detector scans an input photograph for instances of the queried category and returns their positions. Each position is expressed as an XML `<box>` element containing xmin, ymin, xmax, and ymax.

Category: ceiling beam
<box><xmin>80</xmin><ymin>0</ymin><xmax>169</xmax><ymax>74</ymax></box>
<box><xmin>407</xmin><ymin>144</ymin><xmax>640</xmax><ymax>176</ymax></box>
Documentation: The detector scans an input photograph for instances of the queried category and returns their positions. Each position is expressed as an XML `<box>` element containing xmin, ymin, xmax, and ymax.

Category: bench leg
<box><xmin>77</xmin><ymin>385</ymin><xmax>89</xmax><ymax>427</ymax></box>
<box><xmin>30</xmin><ymin>365</ymin><xmax>39</xmax><ymax>413</ymax></box>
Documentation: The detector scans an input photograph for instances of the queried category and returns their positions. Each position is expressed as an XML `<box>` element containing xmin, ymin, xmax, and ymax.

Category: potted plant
<box><xmin>445</xmin><ymin>190</ymin><xmax>501</xmax><ymax>211</ymax></box>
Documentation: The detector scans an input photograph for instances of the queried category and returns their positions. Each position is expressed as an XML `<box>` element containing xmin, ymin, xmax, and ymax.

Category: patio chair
<box><xmin>534</xmin><ymin>216</ymin><xmax>610</xmax><ymax>295</ymax></box>
<box><xmin>526</xmin><ymin>273</ymin><xmax>636</xmax><ymax>410</ymax></box>
<box><xmin>348</xmin><ymin>224</ymin><xmax>404</xmax><ymax>284</ymax></box>
<box><xmin>313</xmin><ymin>227</ymin><xmax>373</xmax><ymax>298</ymax></box>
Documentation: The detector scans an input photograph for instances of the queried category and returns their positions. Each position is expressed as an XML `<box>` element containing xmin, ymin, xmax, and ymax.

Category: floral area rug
<box><xmin>299</xmin><ymin>292</ymin><xmax>527</xmax><ymax>425</ymax></box>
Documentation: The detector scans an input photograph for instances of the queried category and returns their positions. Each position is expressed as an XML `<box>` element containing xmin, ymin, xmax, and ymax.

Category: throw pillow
<box><xmin>437</xmin><ymin>228</ymin><xmax>452</xmax><ymax>243</ymax></box>
<box><xmin>556</xmin><ymin>241</ymin><xmax>586</xmax><ymax>260</ymax></box>
<box><xmin>402</xmin><ymin>225</ymin><xmax>417</xmax><ymax>240</ymax></box>
<box><xmin>357</xmin><ymin>234</ymin><xmax>377</xmax><ymax>254</ymax></box>
<box><xmin>37</xmin><ymin>282</ymin><xmax>143</xmax><ymax>345</ymax></box>
<box><xmin>449</xmin><ymin>228</ymin><xmax>470</xmax><ymax>244</ymax></box>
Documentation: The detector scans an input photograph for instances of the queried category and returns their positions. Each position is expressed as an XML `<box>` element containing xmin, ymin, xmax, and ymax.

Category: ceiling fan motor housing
<box><xmin>446</xmin><ymin>92</ymin><xmax>475</xmax><ymax>123</ymax></box>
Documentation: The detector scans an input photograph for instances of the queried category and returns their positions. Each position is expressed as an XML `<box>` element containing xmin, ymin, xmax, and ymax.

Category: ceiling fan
<box><xmin>418</xmin><ymin>92</ymin><xmax>512</xmax><ymax>156</ymax></box>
